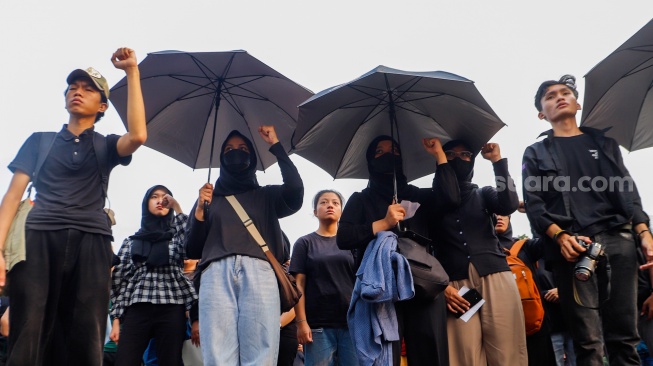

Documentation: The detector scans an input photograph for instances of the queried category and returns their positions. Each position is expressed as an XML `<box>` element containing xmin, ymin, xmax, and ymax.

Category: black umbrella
<box><xmin>581</xmin><ymin>19</ymin><xmax>653</xmax><ymax>151</ymax></box>
<box><xmin>291</xmin><ymin>66</ymin><xmax>505</xmax><ymax>182</ymax></box>
<box><xmin>110</xmin><ymin>50</ymin><xmax>313</xmax><ymax>181</ymax></box>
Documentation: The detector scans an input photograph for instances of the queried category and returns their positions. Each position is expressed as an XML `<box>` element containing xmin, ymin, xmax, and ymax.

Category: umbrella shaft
<box><xmin>207</xmin><ymin>81</ymin><xmax>224</xmax><ymax>183</ymax></box>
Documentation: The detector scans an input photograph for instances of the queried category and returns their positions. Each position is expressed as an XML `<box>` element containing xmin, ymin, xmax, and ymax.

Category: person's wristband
<box><xmin>638</xmin><ymin>229</ymin><xmax>651</xmax><ymax>238</ymax></box>
<box><xmin>552</xmin><ymin>229</ymin><xmax>571</xmax><ymax>242</ymax></box>
<box><xmin>296</xmin><ymin>319</ymin><xmax>306</xmax><ymax>323</ymax></box>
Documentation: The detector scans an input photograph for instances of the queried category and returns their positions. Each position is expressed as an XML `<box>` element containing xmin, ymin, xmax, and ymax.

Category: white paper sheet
<box><xmin>400</xmin><ymin>200</ymin><xmax>421</xmax><ymax>220</ymax></box>
<box><xmin>458</xmin><ymin>285</ymin><xmax>486</xmax><ymax>323</ymax></box>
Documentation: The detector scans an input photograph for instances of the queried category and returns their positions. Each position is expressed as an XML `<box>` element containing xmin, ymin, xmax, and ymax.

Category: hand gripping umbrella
<box><xmin>110</xmin><ymin>50</ymin><xmax>314</xmax><ymax>180</ymax></box>
<box><xmin>291</xmin><ymin>66</ymin><xmax>505</xmax><ymax>187</ymax></box>
<box><xmin>581</xmin><ymin>19</ymin><xmax>653</xmax><ymax>151</ymax></box>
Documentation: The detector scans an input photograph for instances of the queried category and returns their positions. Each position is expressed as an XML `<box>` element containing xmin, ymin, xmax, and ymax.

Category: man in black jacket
<box><xmin>522</xmin><ymin>75</ymin><xmax>653</xmax><ymax>366</ymax></box>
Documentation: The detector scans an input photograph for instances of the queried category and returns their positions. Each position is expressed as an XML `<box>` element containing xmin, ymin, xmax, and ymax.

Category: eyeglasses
<box><xmin>444</xmin><ymin>150</ymin><xmax>473</xmax><ymax>160</ymax></box>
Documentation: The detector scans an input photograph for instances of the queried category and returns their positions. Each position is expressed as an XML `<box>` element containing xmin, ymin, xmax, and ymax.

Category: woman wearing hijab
<box><xmin>109</xmin><ymin>185</ymin><xmax>197</xmax><ymax>366</ymax></box>
<box><xmin>337</xmin><ymin>135</ymin><xmax>459</xmax><ymax>366</ymax></box>
<box><xmin>185</xmin><ymin>126</ymin><xmax>303</xmax><ymax>365</ymax></box>
<box><xmin>431</xmin><ymin>140</ymin><xmax>526</xmax><ymax>366</ymax></box>
<box><xmin>495</xmin><ymin>214</ymin><xmax>557</xmax><ymax>366</ymax></box>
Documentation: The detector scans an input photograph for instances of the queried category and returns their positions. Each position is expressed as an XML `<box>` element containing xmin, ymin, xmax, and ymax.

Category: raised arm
<box><xmin>416</xmin><ymin>137</ymin><xmax>460</xmax><ymax>212</ymax></box>
<box><xmin>113</xmin><ymin>48</ymin><xmax>147</xmax><ymax>157</ymax></box>
<box><xmin>259</xmin><ymin>126</ymin><xmax>303</xmax><ymax>217</ymax></box>
<box><xmin>480</xmin><ymin>143</ymin><xmax>518</xmax><ymax>215</ymax></box>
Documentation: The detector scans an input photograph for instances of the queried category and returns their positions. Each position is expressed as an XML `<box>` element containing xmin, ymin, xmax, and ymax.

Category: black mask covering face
<box><xmin>370</xmin><ymin>153</ymin><xmax>401</xmax><ymax>175</ymax></box>
<box><xmin>448</xmin><ymin>158</ymin><xmax>474</xmax><ymax>182</ymax></box>
<box><xmin>222</xmin><ymin>149</ymin><xmax>250</xmax><ymax>172</ymax></box>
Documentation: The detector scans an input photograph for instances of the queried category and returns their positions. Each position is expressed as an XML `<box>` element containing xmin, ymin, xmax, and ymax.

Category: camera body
<box><xmin>574</xmin><ymin>241</ymin><xmax>604</xmax><ymax>281</ymax></box>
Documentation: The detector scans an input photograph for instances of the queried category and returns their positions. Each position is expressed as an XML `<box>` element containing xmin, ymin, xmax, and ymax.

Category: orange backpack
<box><xmin>504</xmin><ymin>239</ymin><xmax>545</xmax><ymax>335</ymax></box>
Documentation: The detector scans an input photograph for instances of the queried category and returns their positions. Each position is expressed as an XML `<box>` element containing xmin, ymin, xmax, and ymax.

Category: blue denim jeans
<box><xmin>551</xmin><ymin>332</ymin><xmax>576</xmax><ymax>366</ymax></box>
<box><xmin>554</xmin><ymin>228</ymin><xmax>640</xmax><ymax>366</ymax></box>
<box><xmin>199</xmin><ymin>255</ymin><xmax>280</xmax><ymax>365</ymax></box>
<box><xmin>304</xmin><ymin>327</ymin><xmax>357</xmax><ymax>366</ymax></box>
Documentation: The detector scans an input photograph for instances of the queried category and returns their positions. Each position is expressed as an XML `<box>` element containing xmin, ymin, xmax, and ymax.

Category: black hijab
<box><xmin>213</xmin><ymin>130</ymin><xmax>260</xmax><ymax>196</ymax></box>
<box><xmin>130</xmin><ymin>185</ymin><xmax>176</xmax><ymax>266</ymax></box>
<box><xmin>494</xmin><ymin>215</ymin><xmax>515</xmax><ymax>249</ymax></box>
<box><xmin>442</xmin><ymin>139</ymin><xmax>478</xmax><ymax>202</ymax></box>
<box><xmin>365</xmin><ymin>135</ymin><xmax>408</xmax><ymax>200</ymax></box>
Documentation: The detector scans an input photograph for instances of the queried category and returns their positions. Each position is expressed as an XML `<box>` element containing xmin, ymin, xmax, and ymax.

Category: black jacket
<box><xmin>337</xmin><ymin>163</ymin><xmax>460</xmax><ymax>270</ymax></box>
<box><xmin>431</xmin><ymin>159</ymin><xmax>519</xmax><ymax>280</ymax></box>
<box><xmin>522</xmin><ymin>127</ymin><xmax>648</xmax><ymax>263</ymax></box>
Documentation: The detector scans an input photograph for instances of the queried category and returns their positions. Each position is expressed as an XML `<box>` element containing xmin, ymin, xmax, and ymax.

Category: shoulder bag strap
<box><xmin>92</xmin><ymin>132</ymin><xmax>110</xmax><ymax>201</ymax></box>
<box><xmin>29</xmin><ymin>132</ymin><xmax>57</xmax><ymax>195</ymax></box>
<box><xmin>225</xmin><ymin>195</ymin><xmax>269</xmax><ymax>253</ymax></box>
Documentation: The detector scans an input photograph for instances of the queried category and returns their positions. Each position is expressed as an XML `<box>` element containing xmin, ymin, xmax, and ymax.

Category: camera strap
<box><xmin>573</xmin><ymin>252</ymin><xmax>611</xmax><ymax>309</ymax></box>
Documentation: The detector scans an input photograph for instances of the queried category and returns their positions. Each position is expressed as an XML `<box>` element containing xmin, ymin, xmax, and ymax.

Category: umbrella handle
<box><xmin>204</xmin><ymin>201</ymin><xmax>210</xmax><ymax>220</ymax></box>
<box><xmin>392</xmin><ymin>197</ymin><xmax>404</xmax><ymax>232</ymax></box>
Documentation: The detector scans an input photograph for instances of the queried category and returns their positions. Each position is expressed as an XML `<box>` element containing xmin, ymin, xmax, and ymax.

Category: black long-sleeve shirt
<box><xmin>185</xmin><ymin>142</ymin><xmax>303</xmax><ymax>265</ymax></box>
<box><xmin>337</xmin><ymin>162</ymin><xmax>460</xmax><ymax>269</ymax></box>
<box><xmin>431</xmin><ymin>158</ymin><xmax>519</xmax><ymax>281</ymax></box>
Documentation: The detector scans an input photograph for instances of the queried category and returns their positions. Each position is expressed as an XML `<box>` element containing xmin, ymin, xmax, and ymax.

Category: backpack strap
<box><xmin>509</xmin><ymin>239</ymin><xmax>527</xmax><ymax>257</ymax></box>
<box><xmin>29</xmin><ymin>132</ymin><xmax>57</xmax><ymax>195</ymax></box>
<box><xmin>92</xmin><ymin>132</ymin><xmax>110</xmax><ymax>201</ymax></box>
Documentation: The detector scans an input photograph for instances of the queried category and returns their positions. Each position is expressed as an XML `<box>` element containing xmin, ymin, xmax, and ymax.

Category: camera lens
<box><xmin>575</xmin><ymin>268</ymin><xmax>591</xmax><ymax>281</ymax></box>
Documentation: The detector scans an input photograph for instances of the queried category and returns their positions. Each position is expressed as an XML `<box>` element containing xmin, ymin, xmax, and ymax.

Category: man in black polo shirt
<box><xmin>522</xmin><ymin>75</ymin><xmax>653</xmax><ymax>366</ymax></box>
<box><xmin>0</xmin><ymin>47</ymin><xmax>147</xmax><ymax>365</ymax></box>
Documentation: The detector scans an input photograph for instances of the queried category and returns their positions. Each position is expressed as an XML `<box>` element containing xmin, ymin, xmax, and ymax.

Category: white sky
<box><xmin>1</xmin><ymin>1</ymin><xmax>652</xmax><ymax>250</ymax></box>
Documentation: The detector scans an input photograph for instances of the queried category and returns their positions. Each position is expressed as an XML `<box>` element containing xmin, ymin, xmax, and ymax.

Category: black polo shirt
<box><xmin>8</xmin><ymin>125</ymin><xmax>131</xmax><ymax>236</ymax></box>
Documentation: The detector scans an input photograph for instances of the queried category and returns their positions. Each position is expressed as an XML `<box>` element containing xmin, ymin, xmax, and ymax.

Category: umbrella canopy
<box><xmin>291</xmin><ymin>66</ymin><xmax>505</xmax><ymax>181</ymax></box>
<box><xmin>110</xmin><ymin>50</ymin><xmax>313</xmax><ymax>177</ymax></box>
<box><xmin>581</xmin><ymin>19</ymin><xmax>653</xmax><ymax>151</ymax></box>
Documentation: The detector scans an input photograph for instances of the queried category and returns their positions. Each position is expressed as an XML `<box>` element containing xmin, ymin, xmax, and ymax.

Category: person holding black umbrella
<box><xmin>185</xmin><ymin>126</ymin><xmax>303</xmax><ymax>365</ymax></box>
<box><xmin>523</xmin><ymin>75</ymin><xmax>653</xmax><ymax>366</ymax></box>
<box><xmin>337</xmin><ymin>135</ymin><xmax>458</xmax><ymax>366</ymax></box>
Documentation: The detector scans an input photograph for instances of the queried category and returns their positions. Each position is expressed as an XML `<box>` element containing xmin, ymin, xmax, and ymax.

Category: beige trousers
<box><xmin>447</xmin><ymin>264</ymin><xmax>528</xmax><ymax>366</ymax></box>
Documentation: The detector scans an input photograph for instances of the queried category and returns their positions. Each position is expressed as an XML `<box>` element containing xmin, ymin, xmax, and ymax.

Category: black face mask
<box><xmin>222</xmin><ymin>149</ymin><xmax>250</xmax><ymax>172</ymax></box>
<box><xmin>369</xmin><ymin>153</ymin><xmax>402</xmax><ymax>175</ymax></box>
<box><xmin>448</xmin><ymin>158</ymin><xmax>474</xmax><ymax>182</ymax></box>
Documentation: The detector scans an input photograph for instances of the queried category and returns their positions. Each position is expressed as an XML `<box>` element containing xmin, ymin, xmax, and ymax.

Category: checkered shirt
<box><xmin>110</xmin><ymin>213</ymin><xmax>198</xmax><ymax>320</ymax></box>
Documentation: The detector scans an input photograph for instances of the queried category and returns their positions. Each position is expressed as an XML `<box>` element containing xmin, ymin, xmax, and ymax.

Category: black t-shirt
<box><xmin>553</xmin><ymin>134</ymin><xmax>627</xmax><ymax>235</ymax></box>
<box><xmin>289</xmin><ymin>232</ymin><xmax>355</xmax><ymax>328</ymax></box>
<box><xmin>185</xmin><ymin>143</ymin><xmax>303</xmax><ymax>265</ymax></box>
<box><xmin>8</xmin><ymin>126</ymin><xmax>130</xmax><ymax>236</ymax></box>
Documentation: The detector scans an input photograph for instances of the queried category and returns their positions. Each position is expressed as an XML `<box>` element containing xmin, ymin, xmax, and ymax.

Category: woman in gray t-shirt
<box><xmin>289</xmin><ymin>190</ymin><xmax>357</xmax><ymax>366</ymax></box>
